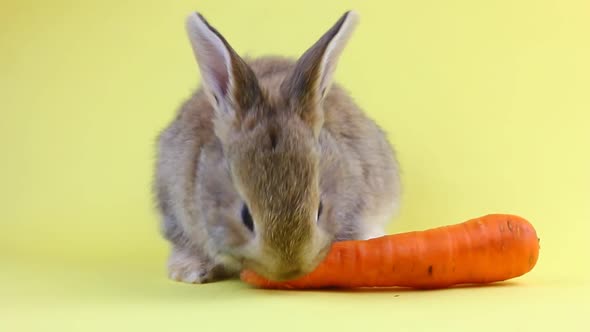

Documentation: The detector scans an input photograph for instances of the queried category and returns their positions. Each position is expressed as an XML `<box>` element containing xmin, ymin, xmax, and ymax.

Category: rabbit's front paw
<box><xmin>167</xmin><ymin>247</ymin><xmax>217</xmax><ymax>284</ymax></box>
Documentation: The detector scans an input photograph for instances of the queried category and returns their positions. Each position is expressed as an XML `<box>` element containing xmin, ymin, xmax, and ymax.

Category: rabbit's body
<box><xmin>154</xmin><ymin>12</ymin><xmax>401</xmax><ymax>283</ymax></box>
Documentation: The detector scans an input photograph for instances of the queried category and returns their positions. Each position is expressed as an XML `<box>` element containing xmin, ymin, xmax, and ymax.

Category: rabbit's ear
<box><xmin>186</xmin><ymin>12</ymin><xmax>262</xmax><ymax>117</ymax></box>
<box><xmin>281</xmin><ymin>11</ymin><xmax>359</xmax><ymax>108</ymax></box>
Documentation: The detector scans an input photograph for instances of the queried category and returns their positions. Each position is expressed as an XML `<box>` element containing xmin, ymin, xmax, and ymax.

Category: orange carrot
<box><xmin>240</xmin><ymin>214</ymin><xmax>540</xmax><ymax>289</ymax></box>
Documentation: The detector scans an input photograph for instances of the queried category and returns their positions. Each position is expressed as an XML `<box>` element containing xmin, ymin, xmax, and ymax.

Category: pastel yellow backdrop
<box><xmin>1</xmin><ymin>0</ymin><xmax>589</xmax><ymax>331</ymax></box>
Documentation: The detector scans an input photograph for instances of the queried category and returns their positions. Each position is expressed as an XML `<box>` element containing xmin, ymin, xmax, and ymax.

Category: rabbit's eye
<box><xmin>241</xmin><ymin>204</ymin><xmax>254</xmax><ymax>232</ymax></box>
<box><xmin>317</xmin><ymin>201</ymin><xmax>323</xmax><ymax>221</ymax></box>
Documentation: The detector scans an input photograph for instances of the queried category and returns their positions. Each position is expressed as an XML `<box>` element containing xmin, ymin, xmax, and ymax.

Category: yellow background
<box><xmin>1</xmin><ymin>0</ymin><xmax>589</xmax><ymax>331</ymax></box>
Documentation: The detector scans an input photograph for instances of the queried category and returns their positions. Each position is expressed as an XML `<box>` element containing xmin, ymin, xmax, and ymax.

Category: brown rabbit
<box><xmin>153</xmin><ymin>10</ymin><xmax>401</xmax><ymax>283</ymax></box>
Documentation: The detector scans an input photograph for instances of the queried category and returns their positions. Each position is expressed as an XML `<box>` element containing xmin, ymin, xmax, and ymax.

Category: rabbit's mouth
<box><xmin>317</xmin><ymin>243</ymin><xmax>331</xmax><ymax>260</ymax></box>
<box><xmin>240</xmin><ymin>258</ymin><xmax>300</xmax><ymax>281</ymax></box>
<box><xmin>240</xmin><ymin>245</ymin><xmax>331</xmax><ymax>282</ymax></box>
<box><xmin>240</xmin><ymin>260</ymin><xmax>277</xmax><ymax>280</ymax></box>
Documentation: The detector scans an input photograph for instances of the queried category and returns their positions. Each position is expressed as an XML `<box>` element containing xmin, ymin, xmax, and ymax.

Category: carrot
<box><xmin>240</xmin><ymin>214</ymin><xmax>540</xmax><ymax>289</ymax></box>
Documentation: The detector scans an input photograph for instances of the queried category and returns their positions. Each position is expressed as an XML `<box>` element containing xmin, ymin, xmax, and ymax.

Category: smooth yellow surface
<box><xmin>1</xmin><ymin>0</ymin><xmax>589</xmax><ymax>331</ymax></box>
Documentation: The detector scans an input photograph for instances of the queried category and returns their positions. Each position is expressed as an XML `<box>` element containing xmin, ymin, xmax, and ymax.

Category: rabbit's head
<box><xmin>185</xmin><ymin>11</ymin><xmax>359</xmax><ymax>280</ymax></box>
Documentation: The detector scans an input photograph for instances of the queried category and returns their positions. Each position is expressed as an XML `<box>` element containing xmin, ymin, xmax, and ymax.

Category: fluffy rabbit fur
<box><xmin>153</xmin><ymin>10</ymin><xmax>401</xmax><ymax>283</ymax></box>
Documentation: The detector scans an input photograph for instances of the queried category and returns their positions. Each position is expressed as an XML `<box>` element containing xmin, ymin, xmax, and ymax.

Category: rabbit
<box><xmin>153</xmin><ymin>10</ymin><xmax>401</xmax><ymax>284</ymax></box>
